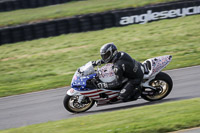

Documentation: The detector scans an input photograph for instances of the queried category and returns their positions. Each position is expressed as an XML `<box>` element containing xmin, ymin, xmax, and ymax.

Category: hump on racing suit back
<box><xmin>114</xmin><ymin>52</ymin><xmax>144</xmax><ymax>80</ymax></box>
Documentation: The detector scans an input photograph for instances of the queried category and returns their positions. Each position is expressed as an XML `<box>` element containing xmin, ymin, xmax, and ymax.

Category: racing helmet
<box><xmin>100</xmin><ymin>42</ymin><xmax>118</xmax><ymax>63</ymax></box>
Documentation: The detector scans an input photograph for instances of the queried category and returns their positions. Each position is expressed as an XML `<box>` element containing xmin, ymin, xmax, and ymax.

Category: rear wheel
<box><xmin>141</xmin><ymin>72</ymin><xmax>173</xmax><ymax>101</ymax></box>
<box><xmin>63</xmin><ymin>94</ymin><xmax>94</xmax><ymax>113</ymax></box>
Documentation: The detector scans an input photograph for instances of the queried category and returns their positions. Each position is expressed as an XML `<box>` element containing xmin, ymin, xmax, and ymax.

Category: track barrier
<box><xmin>0</xmin><ymin>0</ymin><xmax>200</xmax><ymax>45</ymax></box>
<box><xmin>0</xmin><ymin>0</ymin><xmax>82</xmax><ymax>12</ymax></box>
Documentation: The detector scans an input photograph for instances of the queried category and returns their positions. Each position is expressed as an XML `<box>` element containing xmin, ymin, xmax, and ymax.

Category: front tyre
<box><xmin>141</xmin><ymin>72</ymin><xmax>173</xmax><ymax>101</ymax></box>
<box><xmin>63</xmin><ymin>94</ymin><xmax>94</xmax><ymax>113</ymax></box>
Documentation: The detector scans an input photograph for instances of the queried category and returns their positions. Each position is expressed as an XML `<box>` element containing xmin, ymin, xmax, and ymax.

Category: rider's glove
<box><xmin>97</xmin><ymin>82</ymin><xmax>108</xmax><ymax>88</ymax></box>
<box><xmin>92</xmin><ymin>59</ymin><xmax>104</xmax><ymax>66</ymax></box>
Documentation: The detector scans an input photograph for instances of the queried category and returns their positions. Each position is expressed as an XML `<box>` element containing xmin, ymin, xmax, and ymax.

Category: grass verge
<box><xmin>0</xmin><ymin>15</ymin><xmax>200</xmax><ymax>97</ymax></box>
<box><xmin>0</xmin><ymin>98</ymin><xmax>200</xmax><ymax>133</ymax></box>
<box><xmin>0</xmin><ymin>0</ymin><xmax>176</xmax><ymax>27</ymax></box>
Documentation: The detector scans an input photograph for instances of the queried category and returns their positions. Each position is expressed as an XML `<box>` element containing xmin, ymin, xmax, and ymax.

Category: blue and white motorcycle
<box><xmin>63</xmin><ymin>55</ymin><xmax>173</xmax><ymax>113</ymax></box>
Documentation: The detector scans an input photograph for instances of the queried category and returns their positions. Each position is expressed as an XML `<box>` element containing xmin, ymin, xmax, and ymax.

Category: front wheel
<box><xmin>141</xmin><ymin>72</ymin><xmax>173</xmax><ymax>101</ymax></box>
<box><xmin>63</xmin><ymin>94</ymin><xmax>95</xmax><ymax>113</ymax></box>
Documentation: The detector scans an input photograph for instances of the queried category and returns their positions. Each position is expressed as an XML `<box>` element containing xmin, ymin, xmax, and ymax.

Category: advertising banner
<box><xmin>116</xmin><ymin>1</ymin><xmax>200</xmax><ymax>26</ymax></box>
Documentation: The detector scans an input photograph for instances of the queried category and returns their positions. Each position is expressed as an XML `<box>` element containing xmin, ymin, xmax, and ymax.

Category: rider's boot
<box><xmin>118</xmin><ymin>86</ymin><xmax>141</xmax><ymax>102</ymax></box>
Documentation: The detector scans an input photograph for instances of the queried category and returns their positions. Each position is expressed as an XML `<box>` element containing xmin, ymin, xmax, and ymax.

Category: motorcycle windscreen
<box><xmin>71</xmin><ymin>72</ymin><xmax>97</xmax><ymax>89</ymax></box>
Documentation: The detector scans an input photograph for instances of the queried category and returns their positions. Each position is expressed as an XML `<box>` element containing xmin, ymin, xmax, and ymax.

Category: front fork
<box><xmin>67</xmin><ymin>88</ymin><xmax>84</xmax><ymax>103</ymax></box>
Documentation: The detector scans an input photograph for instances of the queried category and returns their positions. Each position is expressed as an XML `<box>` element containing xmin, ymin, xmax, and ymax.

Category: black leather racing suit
<box><xmin>97</xmin><ymin>51</ymin><xmax>144</xmax><ymax>101</ymax></box>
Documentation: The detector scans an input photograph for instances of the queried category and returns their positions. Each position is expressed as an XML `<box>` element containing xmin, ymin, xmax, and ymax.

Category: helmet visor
<box><xmin>101</xmin><ymin>51</ymin><xmax>111</xmax><ymax>62</ymax></box>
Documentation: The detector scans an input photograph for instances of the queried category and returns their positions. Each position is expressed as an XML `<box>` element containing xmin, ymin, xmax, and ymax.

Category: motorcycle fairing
<box><xmin>143</xmin><ymin>55</ymin><xmax>172</xmax><ymax>79</ymax></box>
<box><xmin>71</xmin><ymin>73</ymin><xmax>97</xmax><ymax>91</ymax></box>
<box><xmin>67</xmin><ymin>88</ymin><xmax>81</xmax><ymax>96</ymax></box>
<box><xmin>80</xmin><ymin>88</ymin><xmax>120</xmax><ymax>101</ymax></box>
<box><xmin>67</xmin><ymin>87</ymin><xmax>120</xmax><ymax>104</ymax></box>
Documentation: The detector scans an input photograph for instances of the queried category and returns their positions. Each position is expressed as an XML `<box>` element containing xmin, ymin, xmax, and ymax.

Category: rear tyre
<box><xmin>63</xmin><ymin>94</ymin><xmax>94</xmax><ymax>113</ymax></box>
<box><xmin>141</xmin><ymin>72</ymin><xmax>173</xmax><ymax>101</ymax></box>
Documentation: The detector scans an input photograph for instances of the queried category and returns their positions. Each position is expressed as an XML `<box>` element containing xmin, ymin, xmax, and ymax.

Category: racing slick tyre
<box><xmin>141</xmin><ymin>72</ymin><xmax>173</xmax><ymax>101</ymax></box>
<box><xmin>63</xmin><ymin>94</ymin><xmax>95</xmax><ymax>113</ymax></box>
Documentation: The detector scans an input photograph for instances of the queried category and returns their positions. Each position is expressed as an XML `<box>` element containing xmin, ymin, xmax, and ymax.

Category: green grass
<box><xmin>0</xmin><ymin>0</ymin><xmax>176</xmax><ymax>27</ymax></box>
<box><xmin>0</xmin><ymin>98</ymin><xmax>200</xmax><ymax>133</ymax></box>
<box><xmin>0</xmin><ymin>15</ymin><xmax>200</xmax><ymax>97</ymax></box>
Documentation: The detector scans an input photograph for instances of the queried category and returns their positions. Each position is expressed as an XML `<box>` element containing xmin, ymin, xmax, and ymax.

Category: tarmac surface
<box><xmin>170</xmin><ymin>127</ymin><xmax>200</xmax><ymax>133</ymax></box>
<box><xmin>0</xmin><ymin>65</ymin><xmax>199</xmax><ymax>130</ymax></box>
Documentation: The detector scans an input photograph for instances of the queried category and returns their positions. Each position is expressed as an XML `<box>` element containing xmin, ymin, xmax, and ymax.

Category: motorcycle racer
<box><xmin>92</xmin><ymin>43</ymin><xmax>144</xmax><ymax>101</ymax></box>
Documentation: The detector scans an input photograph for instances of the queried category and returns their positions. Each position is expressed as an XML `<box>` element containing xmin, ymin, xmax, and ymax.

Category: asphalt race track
<box><xmin>0</xmin><ymin>66</ymin><xmax>200</xmax><ymax>130</ymax></box>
